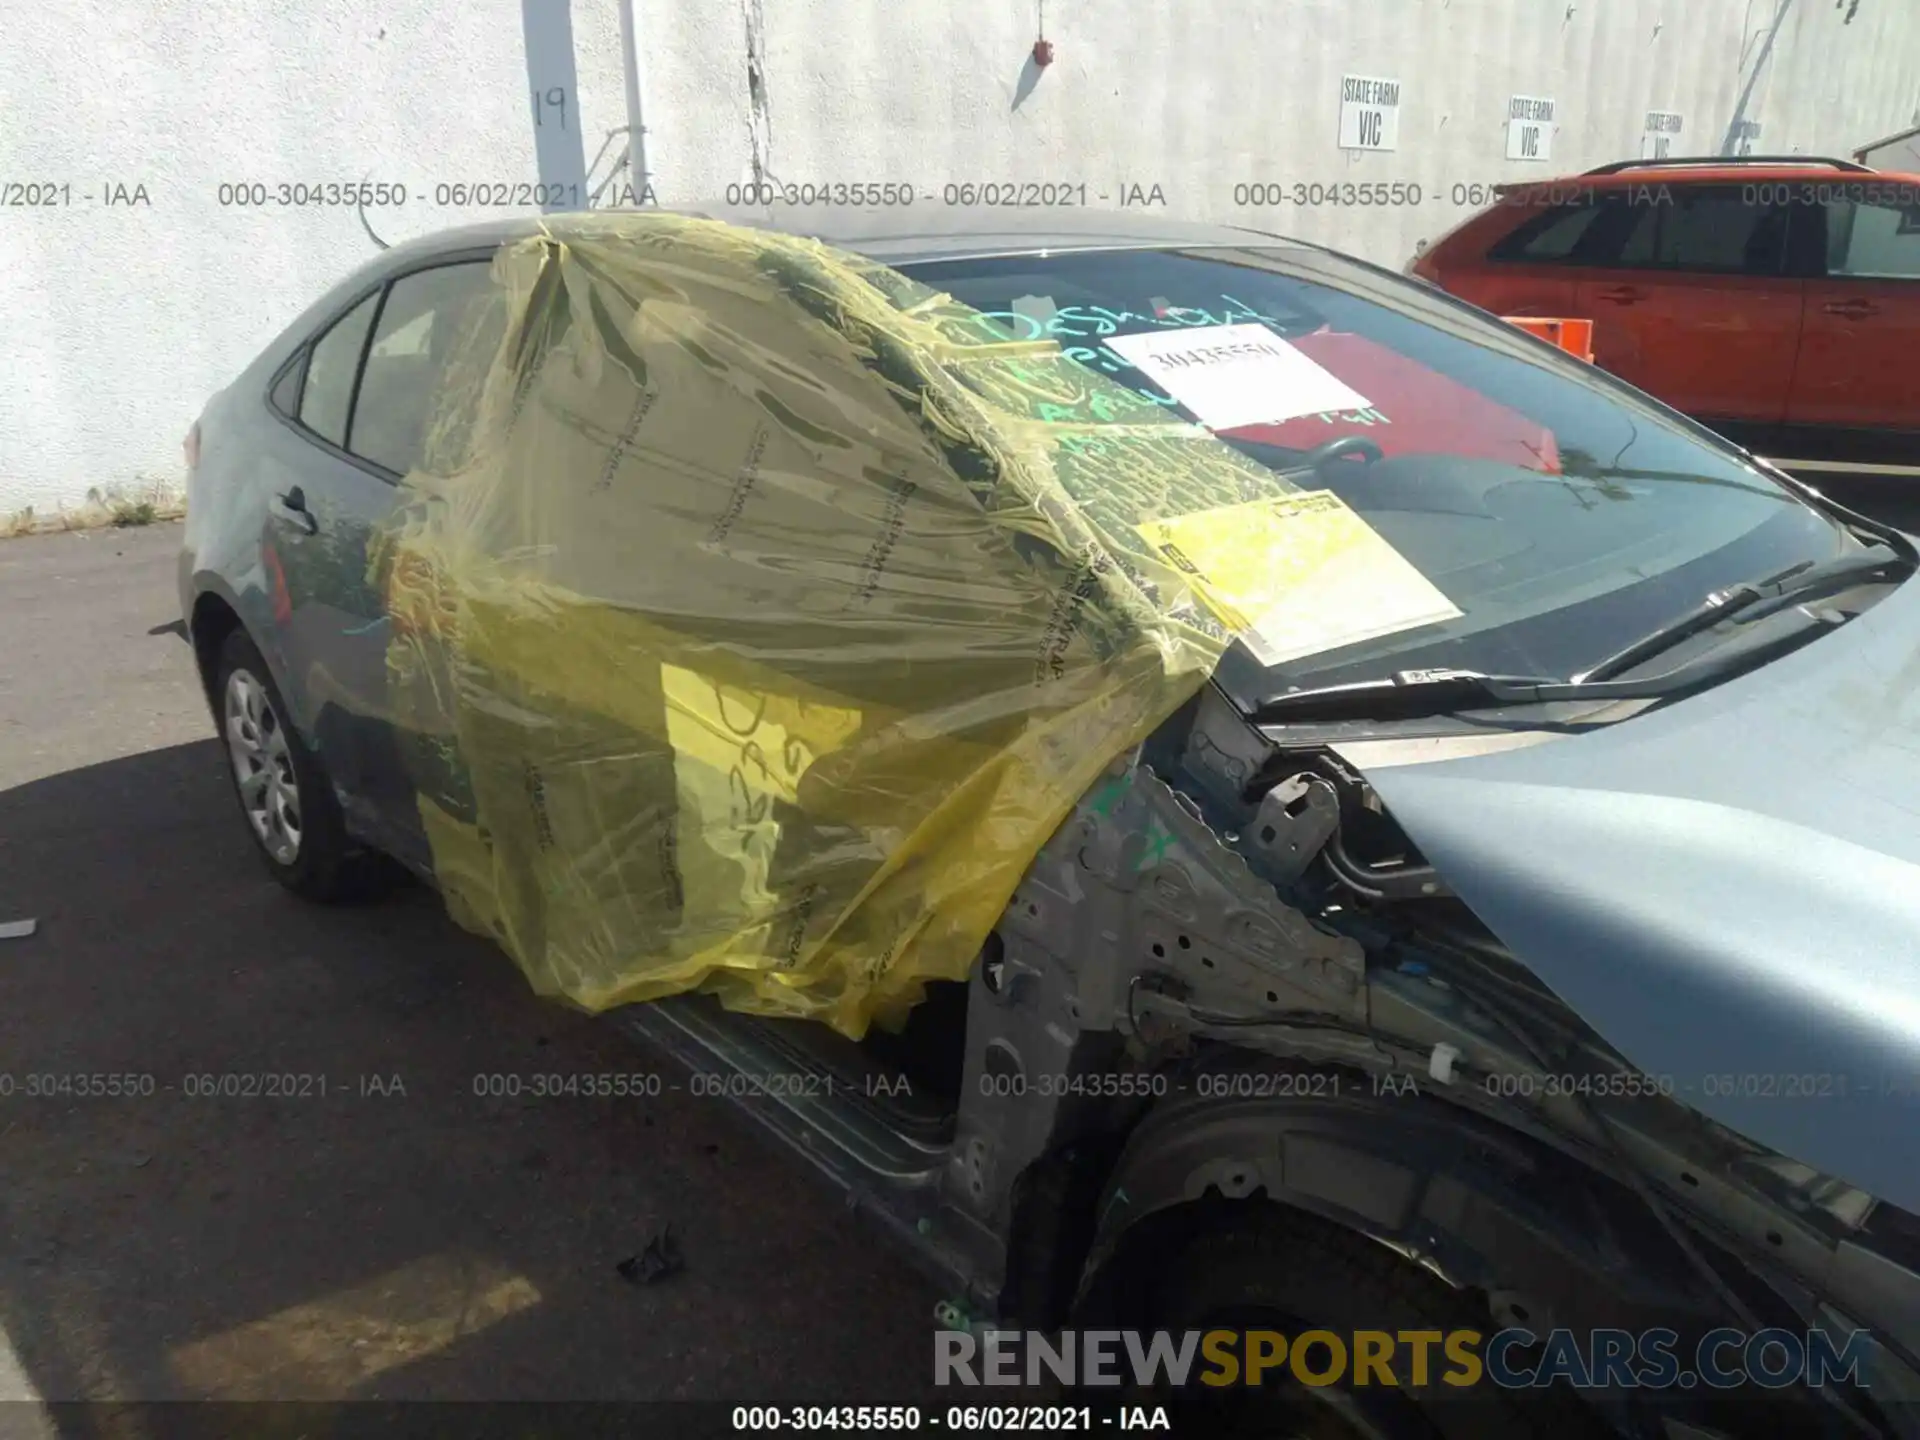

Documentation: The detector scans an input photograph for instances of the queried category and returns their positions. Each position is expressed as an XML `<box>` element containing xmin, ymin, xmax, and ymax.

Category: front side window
<box><xmin>348</xmin><ymin>262</ymin><xmax>507</xmax><ymax>477</ymax></box>
<box><xmin>297</xmin><ymin>293</ymin><xmax>379</xmax><ymax>447</ymax></box>
<box><xmin>890</xmin><ymin>246</ymin><xmax>1845</xmax><ymax>692</ymax></box>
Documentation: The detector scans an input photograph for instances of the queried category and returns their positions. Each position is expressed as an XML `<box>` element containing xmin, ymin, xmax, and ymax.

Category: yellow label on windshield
<box><xmin>1136</xmin><ymin>490</ymin><xmax>1462</xmax><ymax>667</ymax></box>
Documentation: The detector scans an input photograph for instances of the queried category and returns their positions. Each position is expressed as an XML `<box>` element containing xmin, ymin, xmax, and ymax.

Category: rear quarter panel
<box><xmin>1416</xmin><ymin>205</ymin><xmax>1581</xmax><ymax>318</ymax></box>
<box><xmin>179</xmin><ymin>247</ymin><xmax>409</xmax><ymax>735</ymax></box>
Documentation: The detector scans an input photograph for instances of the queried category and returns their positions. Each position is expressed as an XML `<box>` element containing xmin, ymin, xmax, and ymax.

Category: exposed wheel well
<box><xmin>1003</xmin><ymin>1088</ymin><xmax>1752</xmax><ymax>1347</ymax></box>
<box><xmin>1074</xmin><ymin>1194</ymin><xmax>1628</xmax><ymax>1440</ymax></box>
<box><xmin>1074</xmin><ymin>1190</ymin><xmax>1476</xmax><ymax>1328</ymax></box>
<box><xmin>1071</xmin><ymin>1186</ymin><xmax>1865</xmax><ymax>1439</ymax></box>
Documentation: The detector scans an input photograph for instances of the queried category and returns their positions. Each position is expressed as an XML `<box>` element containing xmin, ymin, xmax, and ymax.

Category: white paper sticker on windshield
<box><xmin>1137</xmin><ymin>490</ymin><xmax>1462</xmax><ymax>667</ymax></box>
<box><xmin>1103</xmin><ymin>324</ymin><xmax>1372</xmax><ymax>431</ymax></box>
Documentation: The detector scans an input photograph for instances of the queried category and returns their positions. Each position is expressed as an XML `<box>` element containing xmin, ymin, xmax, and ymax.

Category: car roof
<box><xmin>1505</xmin><ymin>161</ymin><xmax>1920</xmax><ymax>189</ymax></box>
<box><xmin>387</xmin><ymin>204</ymin><xmax>1311</xmax><ymax>268</ymax></box>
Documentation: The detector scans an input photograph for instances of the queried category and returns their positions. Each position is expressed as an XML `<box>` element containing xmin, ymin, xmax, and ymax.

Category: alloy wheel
<box><xmin>224</xmin><ymin>669</ymin><xmax>302</xmax><ymax>865</ymax></box>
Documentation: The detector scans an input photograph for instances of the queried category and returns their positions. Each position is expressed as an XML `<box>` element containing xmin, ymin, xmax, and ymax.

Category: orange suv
<box><xmin>1410</xmin><ymin>156</ymin><xmax>1920</xmax><ymax>476</ymax></box>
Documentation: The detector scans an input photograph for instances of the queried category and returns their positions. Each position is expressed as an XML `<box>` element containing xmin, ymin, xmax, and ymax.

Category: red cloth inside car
<box><xmin>1223</xmin><ymin>330</ymin><xmax>1562</xmax><ymax>475</ymax></box>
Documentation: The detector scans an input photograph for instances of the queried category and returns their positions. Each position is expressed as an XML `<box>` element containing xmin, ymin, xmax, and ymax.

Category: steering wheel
<box><xmin>1300</xmin><ymin>435</ymin><xmax>1385</xmax><ymax>471</ymax></box>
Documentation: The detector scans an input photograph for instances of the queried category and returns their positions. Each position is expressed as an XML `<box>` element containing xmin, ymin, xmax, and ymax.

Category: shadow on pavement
<box><xmin>0</xmin><ymin>739</ymin><xmax>939</xmax><ymax>1420</ymax></box>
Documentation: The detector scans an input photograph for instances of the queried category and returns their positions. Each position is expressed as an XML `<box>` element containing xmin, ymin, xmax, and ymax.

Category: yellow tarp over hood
<box><xmin>374</xmin><ymin>211</ymin><xmax>1307</xmax><ymax>1037</ymax></box>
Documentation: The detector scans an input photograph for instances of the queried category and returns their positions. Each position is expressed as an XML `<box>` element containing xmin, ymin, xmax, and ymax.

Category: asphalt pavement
<box><xmin>0</xmin><ymin>521</ymin><xmax>943</xmax><ymax>1419</ymax></box>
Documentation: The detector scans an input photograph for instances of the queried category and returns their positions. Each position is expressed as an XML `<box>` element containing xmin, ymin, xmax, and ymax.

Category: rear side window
<box><xmin>347</xmin><ymin>262</ymin><xmax>506</xmax><ymax>477</ymax></box>
<box><xmin>269</xmin><ymin>353</ymin><xmax>305</xmax><ymax>416</ymax></box>
<box><xmin>1590</xmin><ymin>187</ymin><xmax>1790</xmax><ymax>275</ymax></box>
<box><xmin>1489</xmin><ymin>200</ymin><xmax>1611</xmax><ymax>262</ymax></box>
<box><xmin>1825</xmin><ymin>199</ymin><xmax>1920</xmax><ymax>279</ymax></box>
<box><xmin>298</xmin><ymin>293</ymin><xmax>380</xmax><ymax>447</ymax></box>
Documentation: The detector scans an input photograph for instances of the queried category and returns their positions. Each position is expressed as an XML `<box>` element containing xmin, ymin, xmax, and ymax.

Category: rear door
<box><xmin>1784</xmin><ymin>190</ymin><xmax>1920</xmax><ymax>464</ymax></box>
<box><xmin>1570</xmin><ymin>183</ymin><xmax>1803</xmax><ymax>431</ymax></box>
<box><xmin>264</xmin><ymin>255</ymin><xmax>506</xmax><ymax>866</ymax></box>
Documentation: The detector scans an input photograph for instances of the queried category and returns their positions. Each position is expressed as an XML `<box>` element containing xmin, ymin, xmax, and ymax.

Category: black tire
<box><xmin>212</xmin><ymin>628</ymin><xmax>383</xmax><ymax>902</ymax></box>
<box><xmin>1090</xmin><ymin>1200</ymin><xmax>1619</xmax><ymax>1440</ymax></box>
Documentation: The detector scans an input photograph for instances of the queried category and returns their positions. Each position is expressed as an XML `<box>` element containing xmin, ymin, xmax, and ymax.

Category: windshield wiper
<box><xmin>1248</xmin><ymin>543</ymin><xmax>1914</xmax><ymax>725</ymax></box>
<box><xmin>1248</xmin><ymin>667</ymin><xmax>1665</xmax><ymax>723</ymax></box>
<box><xmin>1575</xmin><ymin>541</ymin><xmax>1916</xmax><ymax>683</ymax></box>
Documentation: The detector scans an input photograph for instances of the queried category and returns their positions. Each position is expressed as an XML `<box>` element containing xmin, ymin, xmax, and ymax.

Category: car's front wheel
<box><xmin>214</xmin><ymin>628</ymin><xmax>372</xmax><ymax>901</ymax></box>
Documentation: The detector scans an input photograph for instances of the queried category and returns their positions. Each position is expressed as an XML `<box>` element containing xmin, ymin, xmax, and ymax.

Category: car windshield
<box><xmin>893</xmin><ymin>244</ymin><xmax>1851</xmax><ymax>695</ymax></box>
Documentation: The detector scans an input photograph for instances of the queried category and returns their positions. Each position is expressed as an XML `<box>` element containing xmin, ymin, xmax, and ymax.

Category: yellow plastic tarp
<box><xmin>372</xmin><ymin>211</ymin><xmax>1313</xmax><ymax>1037</ymax></box>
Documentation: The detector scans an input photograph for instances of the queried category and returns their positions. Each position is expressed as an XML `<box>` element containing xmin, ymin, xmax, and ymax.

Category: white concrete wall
<box><xmin>3</xmin><ymin>0</ymin><xmax>1917</xmax><ymax>514</ymax></box>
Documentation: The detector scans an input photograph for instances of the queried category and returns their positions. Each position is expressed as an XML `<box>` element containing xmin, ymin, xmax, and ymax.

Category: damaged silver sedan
<box><xmin>179</xmin><ymin>207</ymin><xmax>1920</xmax><ymax>1439</ymax></box>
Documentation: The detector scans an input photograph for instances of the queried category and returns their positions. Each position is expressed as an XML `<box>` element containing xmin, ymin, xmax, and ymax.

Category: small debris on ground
<box><xmin>615</xmin><ymin>1224</ymin><xmax>685</xmax><ymax>1286</ymax></box>
<box><xmin>0</xmin><ymin>918</ymin><xmax>37</xmax><ymax>939</ymax></box>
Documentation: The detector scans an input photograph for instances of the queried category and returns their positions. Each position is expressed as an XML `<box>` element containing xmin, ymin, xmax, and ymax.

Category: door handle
<box><xmin>1822</xmin><ymin>299</ymin><xmax>1879</xmax><ymax>318</ymax></box>
<box><xmin>1593</xmin><ymin>286</ymin><xmax>1645</xmax><ymax>304</ymax></box>
<box><xmin>270</xmin><ymin>486</ymin><xmax>319</xmax><ymax>535</ymax></box>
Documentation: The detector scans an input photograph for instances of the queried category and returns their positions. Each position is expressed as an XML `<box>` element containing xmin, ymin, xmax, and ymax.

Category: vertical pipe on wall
<box><xmin>742</xmin><ymin>0</ymin><xmax>772</xmax><ymax>188</ymax></box>
<box><xmin>617</xmin><ymin>0</ymin><xmax>652</xmax><ymax>192</ymax></box>
<box><xmin>1720</xmin><ymin>0</ymin><xmax>1796</xmax><ymax>155</ymax></box>
<box><xmin>520</xmin><ymin>0</ymin><xmax>590</xmax><ymax>211</ymax></box>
